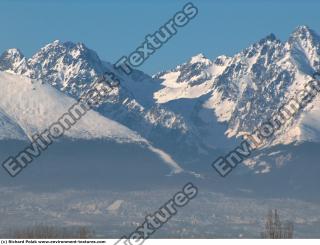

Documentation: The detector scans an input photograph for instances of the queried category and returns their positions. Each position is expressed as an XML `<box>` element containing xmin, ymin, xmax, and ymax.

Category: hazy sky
<box><xmin>1</xmin><ymin>0</ymin><xmax>320</xmax><ymax>75</ymax></box>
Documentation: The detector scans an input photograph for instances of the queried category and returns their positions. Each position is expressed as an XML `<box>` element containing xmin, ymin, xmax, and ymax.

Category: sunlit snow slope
<box><xmin>0</xmin><ymin>71</ymin><xmax>183</xmax><ymax>173</ymax></box>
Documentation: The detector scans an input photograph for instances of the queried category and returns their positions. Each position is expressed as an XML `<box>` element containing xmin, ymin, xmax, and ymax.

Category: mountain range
<box><xmin>0</xmin><ymin>25</ymin><xmax>320</xmax><ymax>192</ymax></box>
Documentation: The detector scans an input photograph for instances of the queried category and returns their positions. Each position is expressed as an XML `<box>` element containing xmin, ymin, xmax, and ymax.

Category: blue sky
<box><xmin>1</xmin><ymin>0</ymin><xmax>320</xmax><ymax>75</ymax></box>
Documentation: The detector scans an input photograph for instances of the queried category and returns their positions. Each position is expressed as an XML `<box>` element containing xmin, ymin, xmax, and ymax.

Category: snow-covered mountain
<box><xmin>1</xmin><ymin>25</ymin><xmax>320</xmax><ymax>175</ymax></box>
<box><xmin>0</xmin><ymin>71</ymin><xmax>183</xmax><ymax>176</ymax></box>
<box><xmin>0</xmin><ymin>40</ymin><xmax>216</xmax><ymax>166</ymax></box>
<box><xmin>154</xmin><ymin>25</ymin><xmax>320</xmax><ymax>148</ymax></box>
<box><xmin>0</xmin><ymin>72</ymin><xmax>142</xmax><ymax>142</ymax></box>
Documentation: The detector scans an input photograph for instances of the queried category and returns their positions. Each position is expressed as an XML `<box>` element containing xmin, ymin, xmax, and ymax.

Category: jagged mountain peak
<box><xmin>18</xmin><ymin>40</ymin><xmax>106</xmax><ymax>97</ymax></box>
<box><xmin>155</xmin><ymin>53</ymin><xmax>213</xmax><ymax>87</ymax></box>
<box><xmin>288</xmin><ymin>25</ymin><xmax>320</xmax><ymax>72</ymax></box>
<box><xmin>0</xmin><ymin>48</ymin><xmax>25</xmax><ymax>71</ymax></box>
<box><xmin>245</xmin><ymin>33</ymin><xmax>281</xmax><ymax>52</ymax></box>
<box><xmin>32</xmin><ymin>40</ymin><xmax>102</xmax><ymax>65</ymax></box>
<box><xmin>42</xmin><ymin>39</ymin><xmax>85</xmax><ymax>50</ymax></box>
<box><xmin>43</xmin><ymin>40</ymin><xmax>92</xmax><ymax>53</ymax></box>
<box><xmin>291</xmin><ymin>25</ymin><xmax>317</xmax><ymax>38</ymax></box>
<box><xmin>289</xmin><ymin>25</ymin><xmax>320</xmax><ymax>46</ymax></box>
<box><xmin>188</xmin><ymin>53</ymin><xmax>211</xmax><ymax>65</ymax></box>
<box><xmin>240</xmin><ymin>33</ymin><xmax>283</xmax><ymax>62</ymax></box>
<box><xmin>258</xmin><ymin>33</ymin><xmax>279</xmax><ymax>44</ymax></box>
<box><xmin>2</xmin><ymin>48</ymin><xmax>24</xmax><ymax>57</ymax></box>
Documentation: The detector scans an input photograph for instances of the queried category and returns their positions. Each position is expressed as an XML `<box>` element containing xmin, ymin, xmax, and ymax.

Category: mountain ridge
<box><xmin>1</xmin><ymin>25</ymin><xmax>320</xmax><ymax>173</ymax></box>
